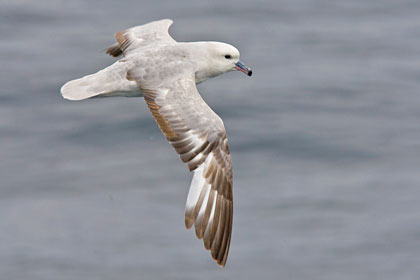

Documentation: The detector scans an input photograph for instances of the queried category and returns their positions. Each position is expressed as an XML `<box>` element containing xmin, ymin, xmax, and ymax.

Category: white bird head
<box><xmin>190</xmin><ymin>42</ymin><xmax>252</xmax><ymax>83</ymax></box>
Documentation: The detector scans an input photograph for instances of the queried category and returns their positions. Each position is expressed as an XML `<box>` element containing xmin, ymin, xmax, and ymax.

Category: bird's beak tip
<box><xmin>235</xmin><ymin>61</ymin><xmax>252</xmax><ymax>77</ymax></box>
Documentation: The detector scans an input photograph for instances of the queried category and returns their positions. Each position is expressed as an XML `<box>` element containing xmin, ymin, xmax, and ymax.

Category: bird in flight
<box><xmin>61</xmin><ymin>19</ymin><xmax>252</xmax><ymax>266</ymax></box>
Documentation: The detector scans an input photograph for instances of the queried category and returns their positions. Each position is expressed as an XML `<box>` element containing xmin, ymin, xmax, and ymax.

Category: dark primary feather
<box><xmin>106</xmin><ymin>44</ymin><xmax>123</xmax><ymax>57</ymax></box>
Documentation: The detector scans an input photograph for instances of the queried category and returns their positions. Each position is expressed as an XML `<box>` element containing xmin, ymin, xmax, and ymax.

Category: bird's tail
<box><xmin>60</xmin><ymin>61</ymin><xmax>141</xmax><ymax>101</ymax></box>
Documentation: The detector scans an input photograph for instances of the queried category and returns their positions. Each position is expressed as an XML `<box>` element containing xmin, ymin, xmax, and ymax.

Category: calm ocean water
<box><xmin>1</xmin><ymin>0</ymin><xmax>420</xmax><ymax>279</ymax></box>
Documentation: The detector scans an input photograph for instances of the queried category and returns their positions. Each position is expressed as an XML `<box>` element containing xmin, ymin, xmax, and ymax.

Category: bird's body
<box><xmin>61</xmin><ymin>19</ymin><xmax>251</xmax><ymax>266</ymax></box>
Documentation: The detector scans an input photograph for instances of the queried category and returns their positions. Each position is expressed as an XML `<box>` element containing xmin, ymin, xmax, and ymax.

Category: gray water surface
<box><xmin>1</xmin><ymin>0</ymin><xmax>420</xmax><ymax>279</ymax></box>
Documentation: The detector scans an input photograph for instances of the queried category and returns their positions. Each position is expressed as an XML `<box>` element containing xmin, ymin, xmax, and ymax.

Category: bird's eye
<box><xmin>225</xmin><ymin>55</ymin><xmax>231</xmax><ymax>59</ymax></box>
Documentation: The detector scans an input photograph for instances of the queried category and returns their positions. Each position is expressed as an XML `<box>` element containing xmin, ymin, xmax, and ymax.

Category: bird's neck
<box><xmin>179</xmin><ymin>42</ymin><xmax>223</xmax><ymax>84</ymax></box>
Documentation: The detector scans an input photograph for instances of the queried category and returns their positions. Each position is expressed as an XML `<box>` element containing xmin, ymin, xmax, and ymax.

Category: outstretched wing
<box><xmin>106</xmin><ymin>19</ymin><xmax>176</xmax><ymax>57</ymax></box>
<box><xmin>129</xmin><ymin>69</ymin><xmax>233</xmax><ymax>266</ymax></box>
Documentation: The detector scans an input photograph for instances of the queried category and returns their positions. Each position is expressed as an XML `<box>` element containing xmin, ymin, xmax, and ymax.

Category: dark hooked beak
<box><xmin>235</xmin><ymin>61</ymin><xmax>252</xmax><ymax>76</ymax></box>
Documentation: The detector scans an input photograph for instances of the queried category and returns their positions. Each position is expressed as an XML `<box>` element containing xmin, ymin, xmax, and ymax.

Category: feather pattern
<box><xmin>131</xmin><ymin>71</ymin><xmax>233</xmax><ymax>266</ymax></box>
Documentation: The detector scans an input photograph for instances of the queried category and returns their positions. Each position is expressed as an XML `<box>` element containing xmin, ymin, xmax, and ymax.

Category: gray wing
<box><xmin>130</xmin><ymin>70</ymin><xmax>233</xmax><ymax>266</ymax></box>
<box><xmin>106</xmin><ymin>19</ymin><xmax>176</xmax><ymax>57</ymax></box>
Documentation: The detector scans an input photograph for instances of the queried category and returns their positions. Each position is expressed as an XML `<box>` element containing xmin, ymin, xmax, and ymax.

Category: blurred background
<box><xmin>1</xmin><ymin>0</ymin><xmax>420</xmax><ymax>279</ymax></box>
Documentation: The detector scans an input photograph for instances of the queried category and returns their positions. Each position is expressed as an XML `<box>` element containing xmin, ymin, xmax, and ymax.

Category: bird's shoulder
<box><xmin>124</xmin><ymin>45</ymin><xmax>196</xmax><ymax>89</ymax></box>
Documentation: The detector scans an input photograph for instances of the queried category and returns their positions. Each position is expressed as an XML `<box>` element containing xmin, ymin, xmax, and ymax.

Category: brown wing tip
<box><xmin>185</xmin><ymin>216</ymin><xmax>194</xmax><ymax>229</ymax></box>
<box><xmin>210</xmin><ymin>240</ymin><xmax>229</xmax><ymax>267</ymax></box>
<box><xmin>214</xmin><ymin>249</ymin><xmax>229</xmax><ymax>267</ymax></box>
<box><xmin>186</xmin><ymin>195</ymin><xmax>232</xmax><ymax>267</ymax></box>
<box><xmin>105</xmin><ymin>44</ymin><xmax>123</xmax><ymax>57</ymax></box>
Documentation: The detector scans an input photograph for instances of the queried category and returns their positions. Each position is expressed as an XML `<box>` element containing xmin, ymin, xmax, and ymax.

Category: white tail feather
<box><xmin>60</xmin><ymin>61</ymin><xmax>142</xmax><ymax>101</ymax></box>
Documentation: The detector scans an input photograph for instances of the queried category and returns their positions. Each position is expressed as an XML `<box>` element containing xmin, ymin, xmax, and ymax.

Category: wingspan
<box><xmin>131</xmin><ymin>71</ymin><xmax>233</xmax><ymax>266</ymax></box>
<box><xmin>106</xmin><ymin>19</ymin><xmax>176</xmax><ymax>57</ymax></box>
